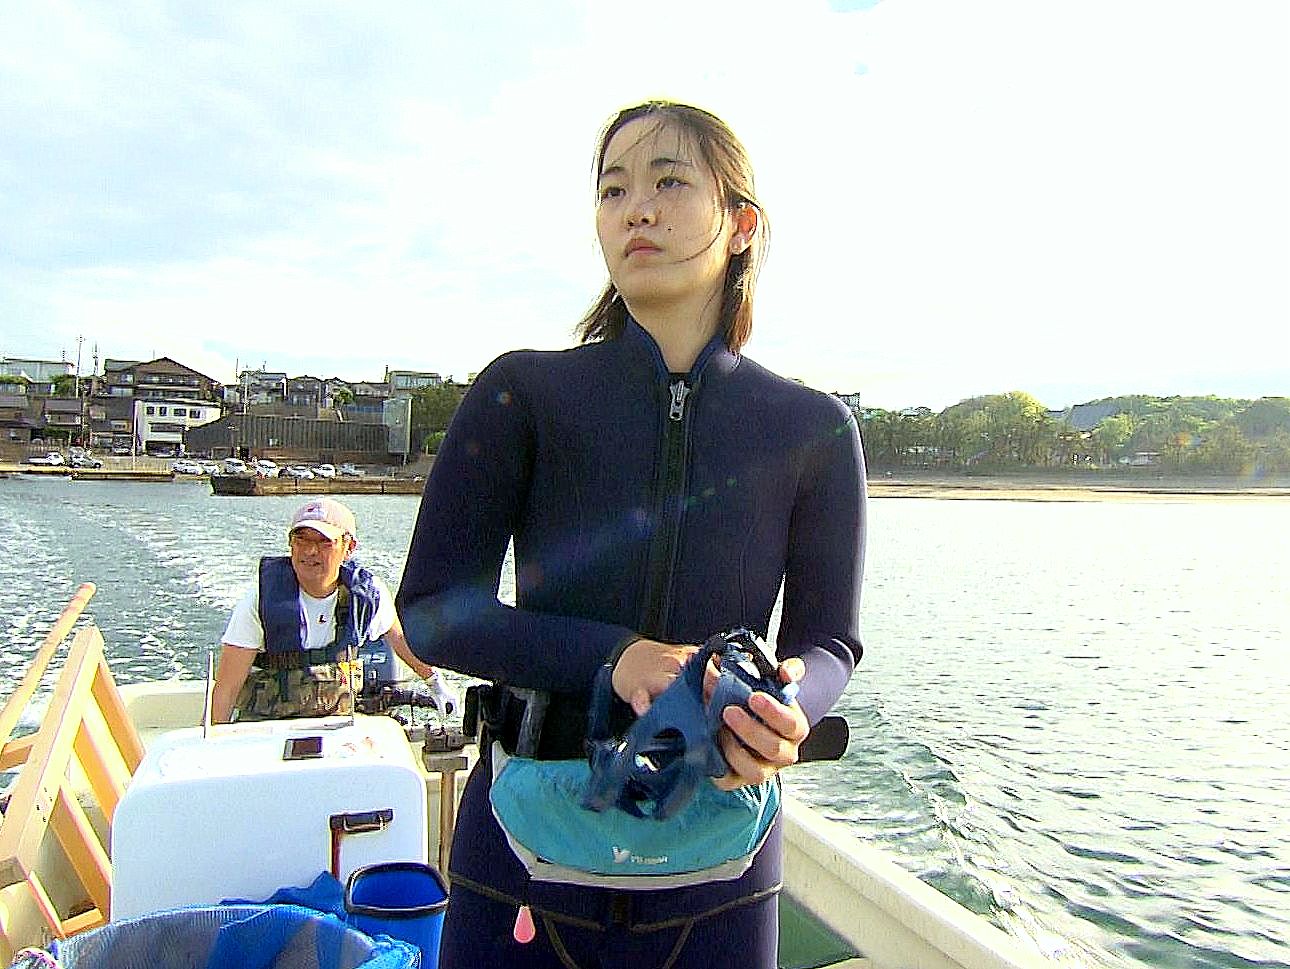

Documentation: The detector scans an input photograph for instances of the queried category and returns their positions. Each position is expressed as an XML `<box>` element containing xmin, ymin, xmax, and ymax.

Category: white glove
<box><xmin>425</xmin><ymin>670</ymin><xmax>461</xmax><ymax>718</ymax></box>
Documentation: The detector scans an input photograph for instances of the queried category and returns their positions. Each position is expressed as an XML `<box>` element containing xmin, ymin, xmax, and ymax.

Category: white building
<box><xmin>133</xmin><ymin>398</ymin><xmax>222</xmax><ymax>456</ymax></box>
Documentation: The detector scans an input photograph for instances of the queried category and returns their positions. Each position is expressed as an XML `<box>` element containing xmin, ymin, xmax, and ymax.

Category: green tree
<box><xmin>1052</xmin><ymin>424</ymin><xmax>1090</xmax><ymax>467</ymax></box>
<box><xmin>877</xmin><ymin>410</ymin><xmax>906</xmax><ymax>466</ymax></box>
<box><xmin>410</xmin><ymin>384</ymin><xmax>464</xmax><ymax>453</ymax></box>
<box><xmin>1091</xmin><ymin>414</ymin><xmax>1133</xmax><ymax>466</ymax></box>
<box><xmin>1194</xmin><ymin>422</ymin><xmax>1255</xmax><ymax>473</ymax></box>
<box><xmin>863</xmin><ymin>392</ymin><xmax>1276</xmax><ymax>474</ymax></box>
<box><xmin>857</xmin><ymin>409</ymin><xmax>895</xmax><ymax>467</ymax></box>
<box><xmin>1255</xmin><ymin>430</ymin><xmax>1290</xmax><ymax>473</ymax></box>
<box><xmin>935</xmin><ymin>400</ymin><xmax>991</xmax><ymax>468</ymax></box>
<box><xmin>1235</xmin><ymin>398</ymin><xmax>1290</xmax><ymax>440</ymax></box>
<box><xmin>52</xmin><ymin>374</ymin><xmax>77</xmax><ymax>395</ymax></box>
<box><xmin>948</xmin><ymin>392</ymin><xmax>1053</xmax><ymax>467</ymax></box>
<box><xmin>900</xmin><ymin>408</ymin><xmax>936</xmax><ymax>466</ymax></box>
<box><xmin>860</xmin><ymin>407</ymin><xmax>943</xmax><ymax>468</ymax></box>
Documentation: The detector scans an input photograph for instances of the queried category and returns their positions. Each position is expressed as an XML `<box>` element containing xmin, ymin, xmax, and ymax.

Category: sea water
<box><xmin>1</xmin><ymin>477</ymin><xmax>1287</xmax><ymax>968</ymax></box>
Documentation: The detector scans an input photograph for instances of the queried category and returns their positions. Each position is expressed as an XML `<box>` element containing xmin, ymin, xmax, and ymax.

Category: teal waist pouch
<box><xmin>487</xmin><ymin>632</ymin><xmax>793</xmax><ymax>889</ymax></box>
<box><xmin>488</xmin><ymin>742</ymin><xmax>780</xmax><ymax>889</ymax></box>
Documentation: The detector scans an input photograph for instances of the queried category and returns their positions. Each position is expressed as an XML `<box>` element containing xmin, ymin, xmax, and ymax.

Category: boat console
<box><xmin>111</xmin><ymin>716</ymin><xmax>427</xmax><ymax>921</ymax></box>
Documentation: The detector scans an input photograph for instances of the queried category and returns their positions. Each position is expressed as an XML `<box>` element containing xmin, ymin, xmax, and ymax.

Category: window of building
<box><xmin>158</xmin><ymin>406</ymin><xmax>168</xmax><ymax>416</ymax></box>
<box><xmin>173</xmin><ymin>407</ymin><xmax>186</xmax><ymax>417</ymax></box>
<box><xmin>145</xmin><ymin>406</ymin><xmax>155</xmax><ymax>415</ymax></box>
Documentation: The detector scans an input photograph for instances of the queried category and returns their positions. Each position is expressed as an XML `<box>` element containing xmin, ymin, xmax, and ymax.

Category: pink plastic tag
<box><xmin>513</xmin><ymin>904</ymin><xmax>536</xmax><ymax>944</ymax></box>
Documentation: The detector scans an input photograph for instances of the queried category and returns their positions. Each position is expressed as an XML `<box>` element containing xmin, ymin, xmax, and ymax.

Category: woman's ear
<box><xmin>729</xmin><ymin>203</ymin><xmax>760</xmax><ymax>255</ymax></box>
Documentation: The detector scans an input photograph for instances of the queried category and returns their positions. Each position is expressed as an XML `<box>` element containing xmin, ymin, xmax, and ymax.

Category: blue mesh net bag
<box><xmin>8</xmin><ymin>904</ymin><xmax>419</xmax><ymax>969</ymax></box>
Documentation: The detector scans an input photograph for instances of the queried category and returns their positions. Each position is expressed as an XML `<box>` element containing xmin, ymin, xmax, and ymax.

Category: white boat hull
<box><xmin>4</xmin><ymin>669</ymin><xmax>1054</xmax><ymax>969</ymax></box>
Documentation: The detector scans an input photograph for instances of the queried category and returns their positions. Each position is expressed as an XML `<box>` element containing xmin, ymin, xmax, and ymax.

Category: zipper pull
<box><xmin>513</xmin><ymin>903</ymin><xmax>536</xmax><ymax>943</ymax></box>
<box><xmin>668</xmin><ymin>380</ymin><xmax>691</xmax><ymax>422</ymax></box>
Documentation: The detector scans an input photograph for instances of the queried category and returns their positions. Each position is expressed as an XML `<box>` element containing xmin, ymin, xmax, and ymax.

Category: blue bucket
<box><xmin>345</xmin><ymin>862</ymin><xmax>448</xmax><ymax>967</ymax></box>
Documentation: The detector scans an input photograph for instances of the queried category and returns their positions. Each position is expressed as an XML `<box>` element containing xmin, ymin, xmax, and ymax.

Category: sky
<box><xmin>1</xmin><ymin>0</ymin><xmax>1286</xmax><ymax>412</ymax></box>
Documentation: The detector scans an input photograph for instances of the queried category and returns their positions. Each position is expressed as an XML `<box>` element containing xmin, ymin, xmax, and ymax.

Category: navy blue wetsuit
<box><xmin>397</xmin><ymin>319</ymin><xmax>866</xmax><ymax>969</ymax></box>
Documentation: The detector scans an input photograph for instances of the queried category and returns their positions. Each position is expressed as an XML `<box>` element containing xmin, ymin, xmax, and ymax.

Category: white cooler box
<box><xmin>111</xmin><ymin>715</ymin><xmax>427</xmax><ymax>921</ymax></box>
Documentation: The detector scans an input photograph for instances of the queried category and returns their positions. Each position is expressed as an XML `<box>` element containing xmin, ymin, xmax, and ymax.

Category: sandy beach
<box><xmin>5</xmin><ymin>463</ymin><xmax>1290</xmax><ymax>501</ymax></box>
<box><xmin>867</xmin><ymin>471</ymin><xmax>1290</xmax><ymax>502</ymax></box>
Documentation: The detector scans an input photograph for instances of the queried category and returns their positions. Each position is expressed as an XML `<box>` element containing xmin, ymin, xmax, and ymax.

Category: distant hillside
<box><xmin>1050</xmin><ymin>395</ymin><xmax>1287</xmax><ymax>433</ymax></box>
<box><xmin>855</xmin><ymin>393</ymin><xmax>1290</xmax><ymax>473</ymax></box>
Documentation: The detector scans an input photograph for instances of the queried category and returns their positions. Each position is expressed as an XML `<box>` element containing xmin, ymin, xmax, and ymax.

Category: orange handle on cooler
<box><xmin>328</xmin><ymin>809</ymin><xmax>394</xmax><ymax>878</ymax></box>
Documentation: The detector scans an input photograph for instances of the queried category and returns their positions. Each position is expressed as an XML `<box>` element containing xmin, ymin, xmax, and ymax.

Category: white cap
<box><xmin>289</xmin><ymin>497</ymin><xmax>357</xmax><ymax>542</ymax></box>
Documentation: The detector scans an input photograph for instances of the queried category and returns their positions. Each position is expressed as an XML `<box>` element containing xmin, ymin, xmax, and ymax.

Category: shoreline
<box><xmin>867</xmin><ymin>472</ymin><xmax>1290</xmax><ymax>502</ymax></box>
<box><xmin>6</xmin><ymin>463</ymin><xmax>1289</xmax><ymax>501</ymax></box>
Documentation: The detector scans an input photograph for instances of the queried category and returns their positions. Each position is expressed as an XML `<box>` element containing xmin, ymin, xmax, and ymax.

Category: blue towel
<box><xmin>204</xmin><ymin>902</ymin><xmax>416</xmax><ymax>969</ymax></box>
<box><xmin>224</xmin><ymin>871</ymin><xmax>349</xmax><ymax>921</ymax></box>
<box><xmin>214</xmin><ymin>876</ymin><xmax>418</xmax><ymax>969</ymax></box>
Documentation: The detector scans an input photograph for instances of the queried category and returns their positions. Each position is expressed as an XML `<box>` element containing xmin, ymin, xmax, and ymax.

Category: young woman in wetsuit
<box><xmin>397</xmin><ymin>100</ymin><xmax>866</xmax><ymax>969</ymax></box>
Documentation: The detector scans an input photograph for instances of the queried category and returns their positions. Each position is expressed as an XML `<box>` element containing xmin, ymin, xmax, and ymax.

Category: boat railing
<box><xmin>0</xmin><ymin>584</ymin><xmax>97</xmax><ymax>754</ymax></box>
<box><xmin>0</xmin><ymin>583</ymin><xmax>146</xmax><ymax>946</ymax></box>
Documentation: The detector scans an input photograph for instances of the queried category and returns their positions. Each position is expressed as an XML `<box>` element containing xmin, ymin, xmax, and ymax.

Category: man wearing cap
<box><xmin>211</xmin><ymin>497</ymin><xmax>459</xmax><ymax>723</ymax></box>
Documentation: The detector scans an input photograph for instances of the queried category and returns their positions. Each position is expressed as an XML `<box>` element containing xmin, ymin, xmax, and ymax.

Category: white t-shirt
<box><xmin>222</xmin><ymin>571</ymin><xmax>397</xmax><ymax>653</ymax></box>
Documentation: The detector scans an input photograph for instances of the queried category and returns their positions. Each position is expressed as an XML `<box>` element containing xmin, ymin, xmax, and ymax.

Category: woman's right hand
<box><xmin>611</xmin><ymin>638</ymin><xmax>698</xmax><ymax>716</ymax></box>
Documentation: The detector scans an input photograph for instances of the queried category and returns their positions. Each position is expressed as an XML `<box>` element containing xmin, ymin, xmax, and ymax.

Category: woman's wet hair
<box><xmin>578</xmin><ymin>101</ymin><xmax>768</xmax><ymax>353</ymax></box>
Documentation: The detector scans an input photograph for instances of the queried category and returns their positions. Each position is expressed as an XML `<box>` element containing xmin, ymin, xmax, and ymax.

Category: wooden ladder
<box><xmin>0</xmin><ymin>583</ymin><xmax>145</xmax><ymax>944</ymax></box>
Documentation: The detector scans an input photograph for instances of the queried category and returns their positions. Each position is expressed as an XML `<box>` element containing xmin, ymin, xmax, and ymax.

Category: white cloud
<box><xmin>2</xmin><ymin>0</ymin><xmax>1285</xmax><ymax>408</ymax></box>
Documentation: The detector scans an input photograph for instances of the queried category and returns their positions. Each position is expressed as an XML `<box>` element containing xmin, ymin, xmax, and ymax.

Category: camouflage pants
<box><xmin>233</xmin><ymin>663</ymin><xmax>358</xmax><ymax>722</ymax></box>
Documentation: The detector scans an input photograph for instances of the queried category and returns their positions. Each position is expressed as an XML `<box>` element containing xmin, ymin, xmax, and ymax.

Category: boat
<box><xmin>0</xmin><ymin>585</ymin><xmax>1053</xmax><ymax>969</ymax></box>
<box><xmin>209</xmin><ymin>475</ymin><xmax>425</xmax><ymax>496</ymax></box>
<box><xmin>69</xmin><ymin>469</ymin><xmax>176</xmax><ymax>483</ymax></box>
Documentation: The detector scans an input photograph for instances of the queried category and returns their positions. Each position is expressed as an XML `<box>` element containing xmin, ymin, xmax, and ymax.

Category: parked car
<box><xmin>338</xmin><ymin>463</ymin><xmax>364</xmax><ymax>477</ymax></box>
<box><xmin>201</xmin><ymin>462</ymin><xmax>221</xmax><ymax>476</ymax></box>
<box><xmin>283</xmin><ymin>465</ymin><xmax>314</xmax><ymax>479</ymax></box>
<box><xmin>223</xmin><ymin>458</ymin><xmax>249</xmax><ymax>475</ymax></box>
<box><xmin>254</xmin><ymin>460</ymin><xmax>279</xmax><ymax>478</ymax></box>
<box><xmin>25</xmin><ymin>452</ymin><xmax>64</xmax><ymax>466</ymax></box>
<box><xmin>172</xmin><ymin>459</ymin><xmax>204</xmax><ymax>475</ymax></box>
<box><xmin>69</xmin><ymin>454</ymin><xmax>103</xmax><ymax>469</ymax></box>
<box><xmin>111</xmin><ymin>445</ymin><xmax>132</xmax><ymax>456</ymax></box>
<box><xmin>312</xmin><ymin>464</ymin><xmax>337</xmax><ymax>479</ymax></box>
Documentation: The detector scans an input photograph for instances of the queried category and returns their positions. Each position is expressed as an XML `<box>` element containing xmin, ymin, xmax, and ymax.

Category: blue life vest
<box><xmin>257</xmin><ymin>556</ymin><xmax>381</xmax><ymax>660</ymax></box>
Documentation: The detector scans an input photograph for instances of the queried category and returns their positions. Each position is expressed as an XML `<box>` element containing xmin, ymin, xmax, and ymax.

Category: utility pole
<box><xmin>75</xmin><ymin>335</ymin><xmax>85</xmax><ymax>447</ymax></box>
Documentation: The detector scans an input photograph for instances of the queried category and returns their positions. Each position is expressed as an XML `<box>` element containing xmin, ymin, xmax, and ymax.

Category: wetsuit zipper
<box><xmin>641</xmin><ymin>377</ymin><xmax>693</xmax><ymax>637</ymax></box>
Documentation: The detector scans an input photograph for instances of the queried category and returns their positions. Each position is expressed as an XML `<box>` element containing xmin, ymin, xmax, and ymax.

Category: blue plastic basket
<box><xmin>8</xmin><ymin>904</ymin><xmax>418</xmax><ymax>969</ymax></box>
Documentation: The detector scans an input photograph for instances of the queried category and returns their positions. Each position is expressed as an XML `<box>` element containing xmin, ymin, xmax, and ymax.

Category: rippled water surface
<box><xmin>2</xmin><ymin>478</ymin><xmax>1288</xmax><ymax>968</ymax></box>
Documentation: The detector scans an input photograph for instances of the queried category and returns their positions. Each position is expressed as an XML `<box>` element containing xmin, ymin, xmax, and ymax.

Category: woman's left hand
<box><xmin>713</xmin><ymin>657</ymin><xmax>809</xmax><ymax>791</ymax></box>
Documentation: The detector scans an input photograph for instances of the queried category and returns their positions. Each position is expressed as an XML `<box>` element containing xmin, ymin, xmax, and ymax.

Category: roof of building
<box><xmin>133</xmin><ymin>357</ymin><xmax>220</xmax><ymax>384</ymax></box>
<box><xmin>1055</xmin><ymin>400</ymin><xmax>1125</xmax><ymax>432</ymax></box>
